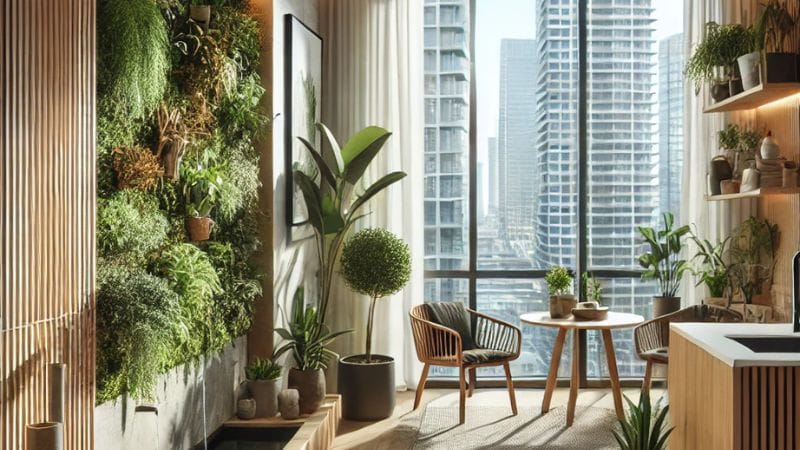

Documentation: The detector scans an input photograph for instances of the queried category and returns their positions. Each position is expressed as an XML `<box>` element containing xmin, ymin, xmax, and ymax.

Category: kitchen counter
<box><xmin>671</xmin><ymin>322</ymin><xmax>800</xmax><ymax>367</ymax></box>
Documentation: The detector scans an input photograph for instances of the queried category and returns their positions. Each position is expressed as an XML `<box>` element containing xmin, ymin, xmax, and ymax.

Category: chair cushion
<box><xmin>641</xmin><ymin>347</ymin><xmax>669</xmax><ymax>364</ymax></box>
<box><xmin>463</xmin><ymin>349</ymin><xmax>513</xmax><ymax>364</ymax></box>
<box><xmin>425</xmin><ymin>302</ymin><xmax>477</xmax><ymax>350</ymax></box>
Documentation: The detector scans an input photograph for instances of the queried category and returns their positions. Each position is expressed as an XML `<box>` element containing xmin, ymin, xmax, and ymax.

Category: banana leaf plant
<box><xmin>294</xmin><ymin>123</ymin><xmax>407</xmax><ymax>325</ymax></box>
<box><xmin>612</xmin><ymin>394</ymin><xmax>673</xmax><ymax>450</ymax></box>
<box><xmin>636</xmin><ymin>212</ymin><xmax>691</xmax><ymax>298</ymax></box>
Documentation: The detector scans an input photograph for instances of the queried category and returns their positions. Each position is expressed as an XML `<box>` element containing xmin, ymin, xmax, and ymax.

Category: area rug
<box><xmin>356</xmin><ymin>405</ymin><xmax>620</xmax><ymax>450</ymax></box>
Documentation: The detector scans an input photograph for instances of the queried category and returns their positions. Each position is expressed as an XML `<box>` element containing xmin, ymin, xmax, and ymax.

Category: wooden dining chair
<box><xmin>634</xmin><ymin>304</ymin><xmax>742</xmax><ymax>394</ymax></box>
<box><xmin>409</xmin><ymin>302</ymin><xmax>521</xmax><ymax>424</ymax></box>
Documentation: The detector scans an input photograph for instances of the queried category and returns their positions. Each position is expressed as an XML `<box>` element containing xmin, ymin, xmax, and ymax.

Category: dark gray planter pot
<box><xmin>338</xmin><ymin>354</ymin><xmax>395</xmax><ymax>421</ymax></box>
<box><xmin>653</xmin><ymin>296</ymin><xmax>680</xmax><ymax>318</ymax></box>
<box><xmin>765</xmin><ymin>52</ymin><xmax>799</xmax><ymax>83</ymax></box>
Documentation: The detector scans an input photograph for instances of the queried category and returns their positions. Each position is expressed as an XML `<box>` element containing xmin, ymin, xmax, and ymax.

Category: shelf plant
<box><xmin>740</xmin><ymin>1</ymin><xmax>799</xmax><ymax>88</ymax></box>
<box><xmin>637</xmin><ymin>212</ymin><xmax>691</xmax><ymax>317</ymax></box>
<box><xmin>337</xmin><ymin>228</ymin><xmax>411</xmax><ymax>420</ymax></box>
<box><xmin>685</xmin><ymin>22</ymin><xmax>752</xmax><ymax>97</ymax></box>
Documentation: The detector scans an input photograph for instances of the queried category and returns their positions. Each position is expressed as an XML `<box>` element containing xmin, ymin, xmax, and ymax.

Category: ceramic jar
<box><xmin>761</xmin><ymin>132</ymin><xmax>780</xmax><ymax>160</ymax></box>
<box><xmin>741</xmin><ymin>167</ymin><xmax>760</xmax><ymax>192</ymax></box>
<box><xmin>236</xmin><ymin>398</ymin><xmax>256</xmax><ymax>420</ymax></box>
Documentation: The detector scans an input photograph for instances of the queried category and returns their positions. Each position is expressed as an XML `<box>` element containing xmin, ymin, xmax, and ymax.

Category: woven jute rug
<box><xmin>353</xmin><ymin>404</ymin><xmax>619</xmax><ymax>450</ymax></box>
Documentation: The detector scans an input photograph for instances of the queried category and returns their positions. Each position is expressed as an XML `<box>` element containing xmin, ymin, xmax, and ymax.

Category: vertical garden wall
<box><xmin>95</xmin><ymin>0</ymin><xmax>266</xmax><ymax>403</ymax></box>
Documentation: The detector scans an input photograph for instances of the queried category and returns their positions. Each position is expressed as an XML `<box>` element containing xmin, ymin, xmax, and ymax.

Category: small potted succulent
<box><xmin>545</xmin><ymin>266</ymin><xmax>575</xmax><ymax>319</ymax></box>
<box><xmin>245</xmin><ymin>357</ymin><xmax>282</xmax><ymax>418</ymax></box>
<box><xmin>181</xmin><ymin>163</ymin><xmax>223</xmax><ymax>241</ymax></box>
<box><xmin>338</xmin><ymin>228</ymin><xmax>411</xmax><ymax>421</ymax></box>
<box><xmin>637</xmin><ymin>212</ymin><xmax>691</xmax><ymax>317</ymax></box>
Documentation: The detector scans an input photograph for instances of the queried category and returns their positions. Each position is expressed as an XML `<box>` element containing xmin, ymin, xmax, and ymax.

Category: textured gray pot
<box><xmin>738</xmin><ymin>51</ymin><xmax>761</xmax><ymax>90</ymax></box>
<box><xmin>338</xmin><ymin>355</ymin><xmax>395</xmax><ymax>421</ymax></box>
<box><xmin>653</xmin><ymin>296</ymin><xmax>680</xmax><ymax>318</ymax></box>
<box><xmin>249</xmin><ymin>379</ymin><xmax>279</xmax><ymax>418</ymax></box>
<box><xmin>288</xmin><ymin>368</ymin><xmax>326</xmax><ymax>414</ymax></box>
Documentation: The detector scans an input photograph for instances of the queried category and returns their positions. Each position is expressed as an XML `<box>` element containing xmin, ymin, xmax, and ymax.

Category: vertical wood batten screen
<box><xmin>1</xmin><ymin>0</ymin><xmax>96</xmax><ymax>448</ymax></box>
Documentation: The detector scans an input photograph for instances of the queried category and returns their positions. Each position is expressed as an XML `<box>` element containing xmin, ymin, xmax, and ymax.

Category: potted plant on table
<box><xmin>637</xmin><ymin>212</ymin><xmax>691</xmax><ymax>318</ymax></box>
<box><xmin>690</xmin><ymin>231</ymin><xmax>731</xmax><ymax>307</ymax></box>
<box><xmin>545</xmin><ymin>266</ymin><xmax>576</xmax><ymax>319</ymax></box>
<box><xmin>685</xmin><ymin>22</ymin><xmax>752</xmax><ymax>100</ymax></box>
<box><xmin>245</xmin><ymin>357</ymin><xmax>282</xmax><ymax>418</ymax></box>
<box><xmin>181</xmin><ymin>162</ymin><xmax>224</xmax><ymax>241</ymax></box>
<box><xmin>337</xmin><ymin>228</ymin><xmax>411</xmax><ymax>421</ymax></box>
<box><xmin>273</xmin><ymin>288</ymin><xmax>351</xmax><ymax>415</ymax></box>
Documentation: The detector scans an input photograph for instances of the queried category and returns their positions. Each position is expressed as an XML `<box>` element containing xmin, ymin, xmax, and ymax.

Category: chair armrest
<box><xmin>468</xmin><ymin>308</ymin><xmax>521</xmax><ymax>357</ymax></box>
<box><xmin>633</xmin><ymin>316</ymin><xmax>670</xmax><ymax>357</ymax></box>
<box><xmin>409</xmin><ymin>312</ymin><xmax>462</xmax><ymax>363</ymax></box>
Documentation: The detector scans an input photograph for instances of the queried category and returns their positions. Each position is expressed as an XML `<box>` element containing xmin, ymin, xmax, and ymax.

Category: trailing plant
<box><xmin>637</xmin><ymin>213</ymin><xmax>691</xmax><ymax>298</ymax></box>
<box><xmin>273</xmin><ymin>288</ymin><xmax>351</xmax><ymax>371</ymax></box>
<box><xmin>685</xmin><ymin>22</ymin><xmax>751</xmax><ymax>94</ymax></box>
<box><xmin>690</xmin><ymin>230</ymin><xmax>730</xmax><ymax>298</ymax></box>
<box><xmin>294</xmin><ymin>124</ymin><xmax>407</xmax><ymax>326</ymax></box>
<box><xmin>97</xmin><ymin>0</ymin><xmax>170</xmax><ymax>121</ymax></box>
<box><xmin>582</xmin><ymin>272</ymin><xmax>603</xmax><ymax>303</ymax></box>
<box><xmin>246</xmin><ymin>357</ymin><xmax>282</xmax><ymax>381</ymax></box>
<box><xmin>97</xmin><ymin>190</ymin><xmax>169</xmax><ymax>263</ymax></box>
<box><xmin>612</xmin><ymin>395</ymin><xmax>673</xmax><ymax>450</ymax></box>
<box><xmin>545</xmin><ymin>266</ymin><xmax>573</xmax><ymax>296</ymax></box>
<box><xmin>112</xmin><ymin>146</ymin><xmax>163</xmax><ymax>191</ymax></box>
<box><xmin>340</xmin><ymin>228</ymin><xmax>411</xmax><ymax>363</ymax></box>
<box><xmin>96</xmin><ymin>264</ymin><xmax>183</xmax><ymax>403</ymax></box>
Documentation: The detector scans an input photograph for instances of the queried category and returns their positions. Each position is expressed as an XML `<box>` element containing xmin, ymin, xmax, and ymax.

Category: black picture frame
<box><xmin>284</xmin><ymin>14</ymin><xmax>323</xmax><ymax>239</ymax></box>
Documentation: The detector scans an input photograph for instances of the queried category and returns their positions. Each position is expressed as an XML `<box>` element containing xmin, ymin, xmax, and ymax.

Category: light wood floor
<box><xmin>333</xmin><ymin>387</ymin><xmax>665</xmax><ymax>449</ymax></box>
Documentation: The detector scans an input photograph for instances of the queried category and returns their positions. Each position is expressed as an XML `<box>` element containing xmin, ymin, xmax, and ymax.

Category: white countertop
<box><xmin>671</xmin><ymin>322</ymin><xmax>800</xmax><ymax>367</ymax></box>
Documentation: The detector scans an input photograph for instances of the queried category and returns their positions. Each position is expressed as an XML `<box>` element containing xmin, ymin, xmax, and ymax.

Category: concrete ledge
<box><xmin>223</xmin><ymin>394</ymin><xmax>341</xmax><ymax>450</ymax></box>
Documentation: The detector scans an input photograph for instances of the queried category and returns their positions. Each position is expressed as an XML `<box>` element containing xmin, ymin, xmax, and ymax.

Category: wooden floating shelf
<box><xmin>704</xmin><ymin>186</ymin><xmax>800</xmax><ymax>201</ymax></box>
<box><xmin>703</xmin><ymin>82</ymin><xmax>800</xmax><ymax>113</ymax></box>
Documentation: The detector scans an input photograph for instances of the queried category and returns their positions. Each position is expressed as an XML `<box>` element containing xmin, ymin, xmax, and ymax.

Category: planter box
<box><xmin>95</xmin><ymin>337</ymin><xmax>247</xmax><ymax>450</ymax></box>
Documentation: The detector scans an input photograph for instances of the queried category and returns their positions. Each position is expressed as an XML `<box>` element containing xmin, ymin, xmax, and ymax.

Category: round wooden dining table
<box><xmin>519</xmin><ymin>311</ymin><xmax>644</xmax><ymax>427</ymax></box>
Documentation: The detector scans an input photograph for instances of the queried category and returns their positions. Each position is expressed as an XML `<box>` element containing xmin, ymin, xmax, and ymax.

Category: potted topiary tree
<box><xmin>245</xmin><ymin>357</ymin><xmax>282</xmax><ymax>418</ymax></box>
<box><xmin>637</xmin><ymin>212</ymin><xmax>691</xmax><ymax>317</ymax></box>
<box><xmin>545</xmin><ymin>266</ymin><xmax>575</xmax><ymax>318</ymax></box>
<box><xmin>337</xmin><ymin>228</ymin><xmax>411</xmax><ymax>421</ymax></box>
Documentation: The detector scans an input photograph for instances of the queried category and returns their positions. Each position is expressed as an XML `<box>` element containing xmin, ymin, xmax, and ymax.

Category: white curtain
<box><xmin>320</xmin><ymin>0</ymin><xmax>424</xmax><ymax>389</ymax></box>
<box><xmin>681</xmin><ymin>0</ymin><xmax>755</xmax><ymax>305</ymax></box>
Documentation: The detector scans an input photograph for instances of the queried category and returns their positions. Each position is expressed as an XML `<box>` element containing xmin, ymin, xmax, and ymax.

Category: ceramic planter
<box><xmin>764</xmin><ymin>52</ymin><xmax>799</xmax><ymax>83</ymax></box>
<box><xmin>288</xmin><ymin>368</ymin><xmax>326</xmax><ymax>414</ymax></box>
<box><xmin>741</xmin><ymin>167</ymin><xmax>760</xmax><ymax>192</ymax></box>
<box><xmin>186</xmin><ymin>216</ymin><xmax>213</xmax><ymax>241</ymax></box>
<box><xmin>549</xmin><ymin>295</ymin><xmax>576</xmax><ymax>319</ymax></box>
<box><xmin>338</xmin><ymin>354</ymin><xmax>395</xmax><ymax>421</ymax></box>
<box><xmin>737</xmin><ymin>51</ymin><xmax>761</xmax><ymax>90</ymax></box>
<box><xmin>236</xmin><ymin>398</ymin><xmax>256</xmax><ymax>420</ymax></box>
<box><xmin>249</xmin><ymin>378</ymin><xmax>279</xmax><ymax>418</ymax></box>
<box><xmin>708</xmin><ymin>156</ymin><xmax>732</xmax><ymax>196</ymax></box>
<box><xmin>25</xmin><ymin>422</ymin><xmax>62</xmax><ymax>450</ymax></box>
<box><xmin>710</xmin><ymin>82</ymin><xmax>730</xmax><ymax>102</ymax></box>
<box><xmin>653</xmin><ymin>296</ymin><xmax>680</xmax><ymax>318</ymax></box>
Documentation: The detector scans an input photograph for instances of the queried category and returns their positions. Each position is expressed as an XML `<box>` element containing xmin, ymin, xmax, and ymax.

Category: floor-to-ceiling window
<box><xmin>422</xmin><ymin>0</ymin><xmax>684</xmax><ymax>381</ymax></box>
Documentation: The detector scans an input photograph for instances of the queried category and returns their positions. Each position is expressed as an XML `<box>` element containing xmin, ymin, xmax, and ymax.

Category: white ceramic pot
<box><xmin>741</xmin><ymin>167</ymin><xmax>760</xmax><ymax>192</ymax></box>
<box><xmin>761</xmin><ymin>133</ymin><xmax>780</xmax><ymax>160</ymax></box>
<box><xmin>737</xmin><ymin>51</ymin><xmax>761</xmax><ymax>90</ymax></box>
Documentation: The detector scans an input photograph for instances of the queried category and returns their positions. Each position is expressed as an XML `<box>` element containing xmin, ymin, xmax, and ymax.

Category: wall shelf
<box><xmin>704</xmin><ymin>186</ymin><xmax>800</xmax><ymax>201</ymax></box>
<box><xmin>703</xmin><ymin>82</ymin><xmax>800</xmax><ymax>113</ymax></box>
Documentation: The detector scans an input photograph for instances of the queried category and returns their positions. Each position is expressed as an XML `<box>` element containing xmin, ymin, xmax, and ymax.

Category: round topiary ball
<box><xmin>340</xmin><ymin>228</ymin><xmax>411</xmax><ymax>299</ymax></box>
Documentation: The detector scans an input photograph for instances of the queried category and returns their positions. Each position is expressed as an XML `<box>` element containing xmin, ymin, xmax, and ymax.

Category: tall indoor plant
<box><xmin>637</xmin><ymin>212</ymin><xmax>691</xmax><ymax>317</ymax></box>
<box><xmin>337</xmin><ymin>228</ymin><xmax>411</xmax><ymax>421</ymax></box>
<box><xmin>273</xmin><ymin>288</ymin><xmax>350</xmax><ymax>414</ymax></box>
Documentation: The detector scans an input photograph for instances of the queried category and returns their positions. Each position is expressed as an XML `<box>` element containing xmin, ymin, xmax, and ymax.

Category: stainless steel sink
<box><xmin>727</xmin><ymin>335</ymin><xmax>800</xmax><ymax>353</ymax></box>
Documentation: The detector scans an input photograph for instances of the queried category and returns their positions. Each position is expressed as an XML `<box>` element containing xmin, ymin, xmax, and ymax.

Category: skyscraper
<box><xmin>498</xmin><ymin>39</ymin><xmax>538</xmax><ymax>247</ymax></box>
<box><xmin>423</xmin><ymin>0</ymin><xmax>470</xmax><ymax>302</ymax></box>
<box><xmin>658</xmin><ymin>33</ymin><xmax>684</xmax><ymax>220</ymax></box>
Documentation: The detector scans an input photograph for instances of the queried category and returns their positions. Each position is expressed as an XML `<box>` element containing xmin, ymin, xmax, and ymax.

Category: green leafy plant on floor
<box><xmin>273</xmin><ymin>288</ymin><xmax>351</xmax><ymax>371</ymax></box>
<box><xmin>637</xmin><ymin>213</ymin><xmax>691</xmax><ymax>298</ymax></box>
<box><xmin>96</xmin><ymin>264</ymin><xmax>183</xmax><ymax>403</ymax></box>
<box><xmin>245</xmin><ymin>358</ymin><xmax>282</xmax><ymax>381</ymax></box>
<box><xmin>545</xmin><ymin>266</ymin><xmax>573</xmax><ymax>296</ymax></box>
<box><xmin>612</xmin><ymin>395</ymin><xmax>673</xmax><ymax>450</ymax></box>
<box><xmin>340</xmin><ymin>228</ymin><xmax>411</xmax><ymax>363</ymax></box>
<box><xmin>97</xmin><ymin>190</ymin><xmax>169</xmax><ymax>263</ymax></box>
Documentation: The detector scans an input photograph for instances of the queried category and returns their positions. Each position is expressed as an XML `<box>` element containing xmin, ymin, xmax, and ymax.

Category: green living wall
<box><xmin>95</xmin><ymin>0</ymin><xmax>266</xmax><ymax>403</ymax></box>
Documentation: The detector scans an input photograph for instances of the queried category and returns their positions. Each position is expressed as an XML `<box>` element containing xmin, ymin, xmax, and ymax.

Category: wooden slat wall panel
<box><xmin>0</xmin><ymin>0</ymin><xmax>96</xmax><ymax>448</ymax></box>
<box><xmin>738</xmin><ymin>366</ymin><xmax>800</xmax><ymax>449</ymax></box>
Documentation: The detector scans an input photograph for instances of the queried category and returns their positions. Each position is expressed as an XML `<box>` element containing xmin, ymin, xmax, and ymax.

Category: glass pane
<box><xmin>586</xmin><ymin>278</ymin><xmax>658</xmax><ymax>378</ymax></box>
<box><xmin>476</xmin><ymin>279</ymin><xmax>572</xmax><ymax>378</ymax></box>
<box><xmin>476</xmin><ymin>0</ymin><xmax>579</xmax><ymax>270</ymax></box>
<box><xmin>424</xmin><ymin>278</ymin><xmax>469</xmax><ymax>377</ymax></box>
<box><xmin>586</xmin><ymin>0</ymin><xmax>684</xmax><ymax>271</ymax></box>
<box><xmin>424</xmin><ymin>0</ymin><xmax>470</xmax><ymax>271</ymax></box>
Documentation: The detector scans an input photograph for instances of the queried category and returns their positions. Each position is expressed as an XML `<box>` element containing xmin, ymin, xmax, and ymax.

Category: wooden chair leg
<box><xmin>459</xmin><ymin>366</ymin><xmax>467</xmax><ymax>424</ymax></box>
<box><xmin>503</xmin><ymin>362</ymin><xmax>517</xmax><ymax>415</ymax></box>
<box><xmin>468</xmin><ymin>367</ymin><xmax>476</xmax><ymax>398</ymax></box>
<box><xmin>642</xmin><ymin>359</ymin><xmax>653</xmax><ymax>396</ymax></box>
<box><xmin>414</xmin><ymin>363</ymin><xmax>430</xmax><ymax>410</ymax></box>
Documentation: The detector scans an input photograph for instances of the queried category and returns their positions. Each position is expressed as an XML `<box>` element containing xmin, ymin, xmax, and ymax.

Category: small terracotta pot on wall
<box><xmin>186</xmin><ymin>216</ymin><xmax>213</xmax><ymax>241</ymax></box>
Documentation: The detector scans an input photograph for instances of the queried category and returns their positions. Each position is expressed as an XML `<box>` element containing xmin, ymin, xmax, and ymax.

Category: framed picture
<box><xmin>284</xmin><ymin>14</ymin><xmax>323</xmax><ymax>238</ymax></box>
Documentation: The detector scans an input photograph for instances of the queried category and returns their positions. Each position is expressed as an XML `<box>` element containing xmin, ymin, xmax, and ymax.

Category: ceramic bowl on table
<box><xmin>572</xmin><ymin>306</ymin><xmax>609</xmax><ymax>321</ymax></box>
